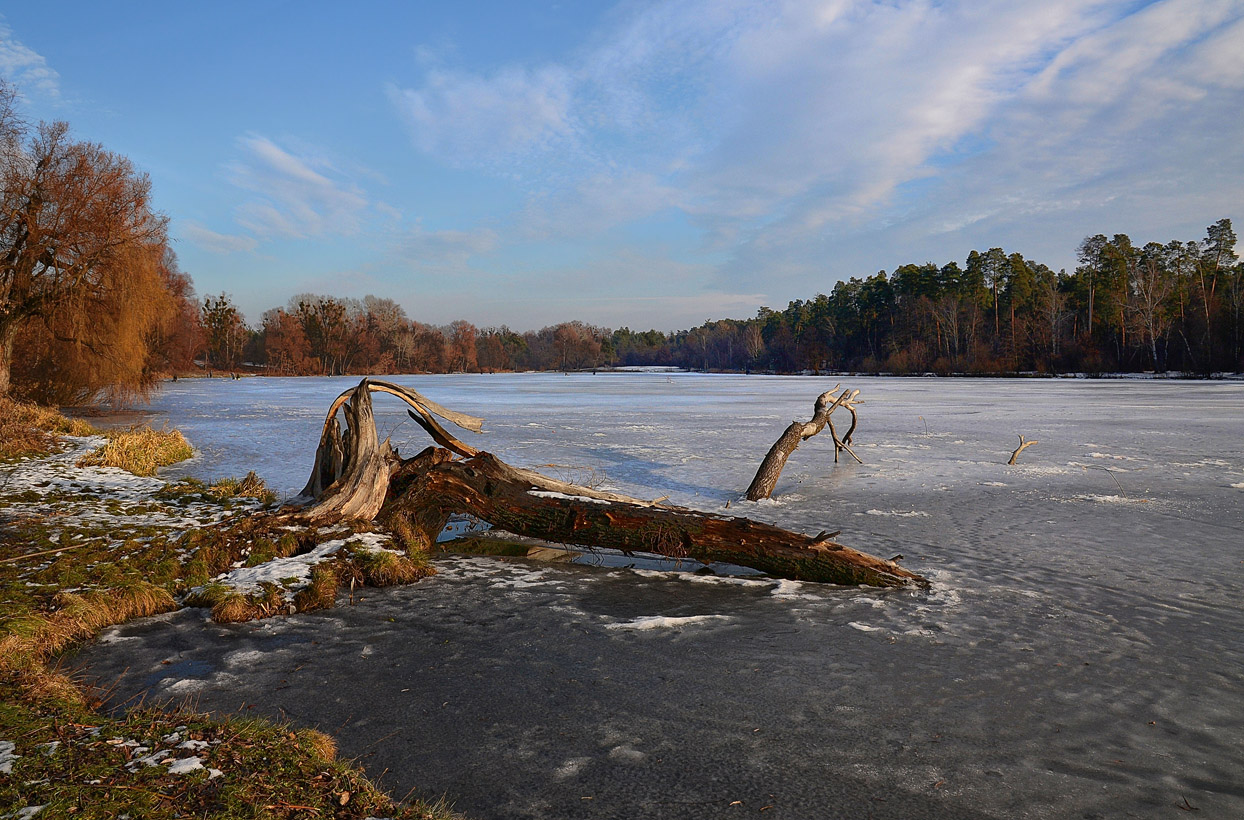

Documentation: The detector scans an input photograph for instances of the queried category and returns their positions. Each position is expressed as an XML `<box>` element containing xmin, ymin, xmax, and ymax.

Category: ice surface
<box><xmin>74</xmin><ymin>373</ymin><xmax>1244</xmax><ymax>819</ymax></box>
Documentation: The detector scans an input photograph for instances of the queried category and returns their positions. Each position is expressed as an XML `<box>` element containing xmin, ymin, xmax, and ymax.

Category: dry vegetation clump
<box><xmin>0</xmin><ymin>582</ymin><xmax>176</xmax><ymax>674</ymax></box>
<box><xmin>292</xmin><ymin>562</ymin><xmax>339</xmax><ymax>613</ymax></box>
<box><xmin>157</xmin><ymin>470</ymin><xmax>278</xmax><ymax>505</ymax></box>
<box><xmin>351</xmin><ymin>545</ymin><xmax>432</xmax><ymax>586</ymax></box>
<box><xmin>0</xmin><ymin>395</ymin><xmax>97</xmax><ymax>459</ymax></box>
<box><xmin>76</xmin><ymin>424</ymin><xmax>194</xmax><ymax>476</ymax></box>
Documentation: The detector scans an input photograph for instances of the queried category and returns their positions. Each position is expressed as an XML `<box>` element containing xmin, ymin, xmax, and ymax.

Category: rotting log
<box><xmin>745</xmin><ymin>385</ymin><xmax>861</xmax><ymax>501</ymax></box>
<box><xmin>292</xmin><ymin>379</ymin><xmax>925</xmax><ymax>588</ymax></box>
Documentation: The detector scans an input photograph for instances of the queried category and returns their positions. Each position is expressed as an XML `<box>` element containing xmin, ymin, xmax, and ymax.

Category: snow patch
<box><xmin>528</xmin><ymin>490</ymin><xmax>609</xmax><ymax>504</ymax></box>
<box><xmin>211</xmin><ymin>539</ymin><xmax>344</xmax><ymax>593</ymax></box>
<box><xmin>863</xmin><ymin>509</ymin><xmax>930</xmax><ymax>518</ymax></box>
<box><xmin>166</xmin><ymin>756</ymin><xmax>204</xmax><ymax>775</ymax></box>
<box><xmin>605</xmin><ymin>615</ymin><xmax>729</xmax><ymax>630</ymax></box>
<box><xmin>847</xmin><ymin>622</ymin><xmax>883</xmax><ymax>632</ymax></box>
<box><xmin>771</xmin><ymin>579</ymin><xmax>819</xmax><ymax>600</ymax></box>
<box><xmin>554</xmin><ymin>757</ymin><xmax>591</xmax><ymax>779</ymax></box>
<box><xmin>0</xmin><ymin>740</ymin><xmax>18</xmax><ymax>773</ymax></box>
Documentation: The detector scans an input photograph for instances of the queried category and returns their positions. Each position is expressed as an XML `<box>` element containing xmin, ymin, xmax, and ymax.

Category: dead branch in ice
<box><xmin>745</xmin><ymin>385</ymin><xmax>862</xmax><ymax>502</ymax></box>
<box><xmin>1007</xmin><ymin>434</ymin><xmax>1039</xmax><ymax>465</ymax></box>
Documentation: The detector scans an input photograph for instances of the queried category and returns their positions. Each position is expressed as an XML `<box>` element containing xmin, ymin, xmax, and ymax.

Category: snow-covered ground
<box><xmin>76</xmin><ymin>373</ymin><xmax>1244</xmax><ymax>819</ymax></box>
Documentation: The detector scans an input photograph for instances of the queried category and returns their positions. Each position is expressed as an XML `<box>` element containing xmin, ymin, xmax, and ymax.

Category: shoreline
<box><xmin>0</xmin><ymin>417</ymin><xmax>465</xmax><ymax>820</ymax></box>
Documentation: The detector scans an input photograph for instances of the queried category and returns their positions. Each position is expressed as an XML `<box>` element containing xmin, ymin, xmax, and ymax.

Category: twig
<box><xmin>1007</xmin><ymin>435</ymin><xmax>1038</xmax><ymax>465</ymax></box>
<box><xmin>1083</xmin><ymin>464</ymin><xmax>1125</xmax><ymax>494</ymax></box>
<box><xmin>0</xmin><ymin>544</ymin><xmax>86</xmax><ymax>564</ymax></box>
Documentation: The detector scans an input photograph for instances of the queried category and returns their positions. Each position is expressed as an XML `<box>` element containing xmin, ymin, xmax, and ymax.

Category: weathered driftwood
<box><xmin>1007</xmin><ymin>434</ymin><xmax>1038</xmax><ymax>465</ymax></box>
<box><xmin>294</xmin><ymin>379</ymin><xmax>923</xmax><ymax>588</ymax></box>
<box><xmin>745</xmin><ymin>386</ymin><xmax>861</xmax><ymax>501</ymax></box>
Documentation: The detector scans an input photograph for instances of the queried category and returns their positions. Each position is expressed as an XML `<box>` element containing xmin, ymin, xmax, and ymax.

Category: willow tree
<box><xmin>0</xmin><ymin>81</ymin><xmax>174</xmax><ymax>402</ymax></box>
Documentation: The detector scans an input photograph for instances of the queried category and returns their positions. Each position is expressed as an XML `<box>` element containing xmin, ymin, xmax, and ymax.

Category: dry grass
<box><xmin>298</xmin><ymin>728</ymin><xmax>338</xmax><ymax>762</ymax></box>
<box><xmin>210</xmin><ymin>582</ymin><xmax>286</xmax><ymax>624</ymax></box>
<box><xmin>156</xmin><ymin>471</ymin><xmax>278</xmax><ymax>505</ymax></box>
<box><xmin>0</xmin><ymin>582</ymin><xmax>176</xmax><ymax>673</ymax></box>
<box><xmin>77</xmin><ymin>425</ymin><xmax>194</xmax><ymax>476</ymax></box>
<box><xmin>0</xmin><ymin>396</ymin><xmax>97</xmax><ymax>459</ymax></box>
<box><xmin>352</xmin><ymin>547</ymin><xmax>431</xmax><ymax>586</ymax></box>
<box><xmin>292</xmin><ymin>562</ymin><xmax>339</xmax><ymax>613</ymax></box>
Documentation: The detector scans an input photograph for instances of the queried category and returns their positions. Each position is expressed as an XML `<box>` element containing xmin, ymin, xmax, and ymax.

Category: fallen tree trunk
<box><xmin>292</xmin><ymin>379</ymin><xmax>924</xmax><ymax>588</ymax></box>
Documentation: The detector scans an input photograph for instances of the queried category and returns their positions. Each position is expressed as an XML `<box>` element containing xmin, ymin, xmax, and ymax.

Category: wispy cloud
<box><xmin>179</xmin><ymin>220</ymin><xmax>259</xmax><ymax>254</ymax></box>
<box><xmin>387</xmin><ymin>0</ymin><xmax>1244</xmax><ymax>301</ymax></box>
<box><xmin>226</xmin><ymin>135</ymin><xmax>373</xmax><ymax>239</ymax></box>
<box><xmin>387</xmin><ymin>64</ymin><xmax>575</xmax><ymax>163</ymax></box>
<box><xmin>0</xmin><ymin>19</ymin><xmax>60</xmax><ymax>98</ymax></box>
<box><xmin>398</xmin><ymin>225</ymin><xmax>499</xmax><ymax>269</ymax></box>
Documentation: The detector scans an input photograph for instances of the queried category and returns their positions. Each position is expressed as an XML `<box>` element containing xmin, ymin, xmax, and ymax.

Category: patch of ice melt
<box><xmin>605</xmin><ymin>615</ymin><xmax>730</xmax><ymax>630</ymax></box>
<box><xmin>978</xmin><ymin>481</ymin><xmax>1008</xmax><ymax>487</ymax></box>
<box><xmin>862</xmin><ymin>509</ymin><xmax>930</xmax><ymax>517</ymax></box>
<box><xmin>1072</xmin><ymin>494</ymin><xmax>1148</xmax><ymax>505</ymax></box>
<box><xmin>1089</xmin><ymin>452</ymin><xmax>1136</xmax><ymax>461</ymax></box>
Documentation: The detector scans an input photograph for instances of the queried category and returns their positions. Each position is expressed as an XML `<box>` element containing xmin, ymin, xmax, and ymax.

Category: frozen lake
<box><xmin>78</xmin><ymin>373</ymin><xmax>1244</xmax><ymax>818</ymax></box>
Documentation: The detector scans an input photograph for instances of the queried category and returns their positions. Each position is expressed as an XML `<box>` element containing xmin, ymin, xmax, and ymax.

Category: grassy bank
<box><xmin>0</xmin><ymin>397</ymin><xmax>462</xmax><ymax>820</ymax></box>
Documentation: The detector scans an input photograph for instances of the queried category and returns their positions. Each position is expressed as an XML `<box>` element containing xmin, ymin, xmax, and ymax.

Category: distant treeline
<box><xmin>3</xmin><ymin>72</ymin><xmax>1239</xmax><ymax>408</ymax></box>
<box><xmin>196</xmin><ymin>218</ymin><xmax>1241</xmax><ymax>378</ymax></box>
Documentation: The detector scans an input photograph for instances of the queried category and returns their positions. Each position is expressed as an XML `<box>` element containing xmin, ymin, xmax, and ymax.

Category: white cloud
<box><xmin>179</xmin><ymin>221</ymin><xmax>259</xmax><ymax>254</ymax></box>
<box><xmin>226</xmin><ymin>135</ymin><xmax>372</xmax><ymax>239</ymax></box>
<box><xmin>386</xmin><ymin>0</ymin><xmax>1243</xmax><ymax>319</ymax></box>
<box><xmin>0</xmin><ymin>20</ymin><xmax>60</xmax><ymax>98</ymax></box>
<box><xmin>387</xmin><ymin>64</ymin><xmax>574</xmax><ymax>163</ymax></box>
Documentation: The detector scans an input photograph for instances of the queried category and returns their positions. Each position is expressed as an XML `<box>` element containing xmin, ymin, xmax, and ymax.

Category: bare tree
<box><xmin>1</xmin><ymin>81</ymin><xmax>172</xmax><ymax>399</ymax></box>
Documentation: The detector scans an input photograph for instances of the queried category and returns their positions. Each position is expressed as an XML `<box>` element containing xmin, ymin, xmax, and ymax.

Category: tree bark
<box><xmin>381</xmin><ymin>448</ymin><xmax>921</xmax><ymax>586</ymax></box>
<box><xmin>294</xmin><ymin>379</ymin><xmax>925</xmax><ymax>588</ymax></box>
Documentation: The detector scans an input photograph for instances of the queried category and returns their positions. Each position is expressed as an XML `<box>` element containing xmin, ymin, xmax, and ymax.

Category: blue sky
<box><xmin>3</xmin><ymin>1</ymin><xmax>1242</xmax><ymax>330</ymax></box>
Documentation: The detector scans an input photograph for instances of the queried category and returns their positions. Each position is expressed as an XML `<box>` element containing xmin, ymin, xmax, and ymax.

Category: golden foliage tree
<box><xmin>1</xmin><ymin>81</ymin><xmax>177</xmax><ymax>403</ymax></box>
